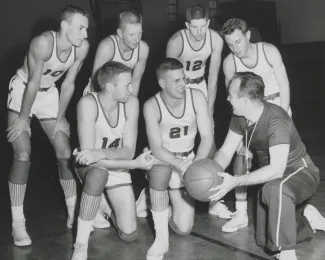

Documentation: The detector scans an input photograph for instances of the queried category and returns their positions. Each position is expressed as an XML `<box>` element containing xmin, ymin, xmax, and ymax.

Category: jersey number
<box><xmin>185</xmin><ymin>60</ymin><xmax>203</xmax><ymax>71</ymax></box>
<box><xmin>101</xmin><ymin>138</ymin><xmax>121</xmax><ymax>148</ymax></box>
<box><xmin>43</xmin><ymin>69</ymin><xmax>64</xmax><ymax>77</ymax></box>
<box><xmin>169</xmin><ymin>126</ymin><xmax>189</xmax><ymax>139</ymax></box>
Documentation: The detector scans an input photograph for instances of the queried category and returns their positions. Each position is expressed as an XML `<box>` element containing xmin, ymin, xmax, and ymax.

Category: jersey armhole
<box><xmin>153</xmin><ymin>96</ymin><xmax>162</xmax><ymax>123</ymax></box>
<box><xmin>123</xmin><ymin>102</ymin><xmax>127</xmax><ymax>120</ymax></box>
<box><xmin>190</xmin><ymin>89</ymin><xmax>197</xmax><ymax>114</ymax></box>
<box><xmin>88</xmin><ymin>93</ymin><xmax>99</xmax><ymax>122</ymax></box>
<box><xmin>262</xmin><ymin>43</ymin><xmax>273</xmax><ymax>68</ymax></box>
<box><xmin>137</xmin><ymin>41</ymin><xmax>141</xmax><ymax>63</ymax></box>
<box><xmin>44</xmin><ymin>31</ymin><xmax>55</xmax><ymax>62</ymax></box>
<box><xmin>109</xmin><ymin>36</ymin><xmax>116</xmax><ymax>61</ymax></box>
<box><xmin>178</xmin><ymin>30</ymin><xmax>184</xmax><ymax>57</ymax></box>
<box><xmin>209</xmin><ymin>29</ymin><xmax>213</xmax><ymax>51</ymax></box>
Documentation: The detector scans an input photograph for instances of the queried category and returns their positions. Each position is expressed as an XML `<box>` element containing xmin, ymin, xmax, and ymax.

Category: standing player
<box><xmin>72</xmin><ymin>61</ymin><xmax>154</xmax><ymax>260</ymax></box>
<box><xmin>220</xmin><ymin>18</ymin><xmax>292</xmax><ymax>232</ymax></box>
<box><xmin>209</xmin><ymin>72</ymin><xmax>324</xmax><ymax>260</ymax></box>
<box><xmin>6</xmin><ymin>5</ymin><xmax>89</xmax><ymax>246</ymax></box>
<box><xmin>144</xmin><ymin>58</ymin><xmax>213</xmax><ymax>260</ymax></box>
<box><xmin>166</xmin><ymin>4</ymin><xmax>229</xmax><ymax>218</ymax></box>
<box><xmin>83</xmin><ymin>10</ymin><xmax>149</xmax><ymax>96</ymax></box>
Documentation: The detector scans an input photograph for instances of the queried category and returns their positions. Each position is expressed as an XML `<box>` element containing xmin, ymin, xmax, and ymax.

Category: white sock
<box><xmin>76</xmin><ymin>217</ymin><xmax>94</xmax><ymax>245</ymax></box>
<box><xmin>12</xmin><ymin>205</ymin><xmax>24</xmax><ymax>220</ymax></box>
<box><xmin>66</xmin><ymin>195</ymin><xmax>76</xmax><ymax>207</ymax></box>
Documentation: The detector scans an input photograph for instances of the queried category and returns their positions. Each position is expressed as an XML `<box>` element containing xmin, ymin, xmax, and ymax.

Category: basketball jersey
<box><xmin>110</xmin><ymin>35</ymin><xmax>139</xmax><ymax>69</ymax></box>
<box><xmin>17</xmin><ymin>31</ymin><xmax>75</xmax><ymax>89</ymax></box>
<box><xmin>90</xmin><ymin>93</ymin><xmax>126</xmax><ymax>153</ymax></box>
<box><xmin>233</xmin><ymin>42</ymin><xmax>280</xmax><ymax>97</ymax></box>
<box><xmin>155</xmin><ymin>89</ymin><xmax>197</xmax><ymax>153</ymax></box>
<box><xmin>178</xmin><ymin>29</ymin><xmax>212</xmax><ymax>79</ymax></box>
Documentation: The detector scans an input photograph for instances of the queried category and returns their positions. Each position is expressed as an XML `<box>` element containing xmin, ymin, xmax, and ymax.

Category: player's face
<box><xmin>163</xmin><ymin>69</ymin><xmax>186</xmax><ymax>99</ymax></box>
<box><xmin>121</xmin><ymin>23</ymin><xmax>143</xmax><ymax>50</ymax></box>
<box><xmin>113</xmin><ymin>72</ymin><xmax>132</xmax><ymax>103</ymax></box>
<box><xmin>66</xmin><ymin>13</ymin><xmax>88</xmax><ymax>47</ymax></box>
<box><xmin>227</xmin><ymin>78</ymin><xmax>245</xmax><ymax>116</ymax></box>
<box><xmin>187</xmin><ymin>19</ymin><xmax>209</xmax><ymax>41</ymax></box>
<box><xmin>225</xmin><ymin>29</ymin><xmax>250</xmax><ymax>58</ymax></box>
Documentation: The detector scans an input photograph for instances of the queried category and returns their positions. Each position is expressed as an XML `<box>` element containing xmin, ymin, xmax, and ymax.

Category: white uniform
<box><xmin>8</xmin><ymin>31</ymin><xmax>75</xmax><ymax>120</ymax></box>
<box><xmin>85</xmin><ymin>93</ymin><xmax>131</xmax><ymax>189</ymax></box>
<box><xmin>153</xmin><ymin>89</ymin><xmax>197</xmax><ymax>189</ymax></box>
<box><xmin>177</xmin><ymin>29</ymin><xmax>212</xmax><ymax>98</ymax></box>
<box><xmin>83</xmin><ymin>35</ymin><xmax>140</xmax><ymax>95</ymax></box>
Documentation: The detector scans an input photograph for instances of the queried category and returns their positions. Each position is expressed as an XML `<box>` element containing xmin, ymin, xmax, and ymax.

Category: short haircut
<box><xmin>118</xmin><ymin>10</ymin><xmax>143</xmax><ymax>30</ymax></box>
<box><xmin>156</xmin><ymin>58</ymin><xmax>184</xmax><ymax>79</ymax></box>
<box><xmin>186</xmin><ymin>4</ymin><xmax>209</xmax><ymax>22</ymax></box>
<box><xmin>61</xmin><ymin>5</ymin><xmax>89</xmax><ymax>22</ymax></box>
<box><xmin>231</xmin><ymin>72</ymin><xmax>265</xmax><ymax>102</ymax></box>
<box><xmin>97</xmin><ymin>61</ymin><xmax>132</xmax><ymax>90</ymax></box>
<box><xmin>220</xmin><ymin>18</ymin><xmax>248</xmax><ymax>37</ymax></box>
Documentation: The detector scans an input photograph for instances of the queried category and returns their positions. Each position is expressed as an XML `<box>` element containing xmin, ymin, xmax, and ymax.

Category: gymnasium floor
<box><xmin>0</xmin><ymin>59</ymin><xmax>324</xmax><ymax>260</ymax></box>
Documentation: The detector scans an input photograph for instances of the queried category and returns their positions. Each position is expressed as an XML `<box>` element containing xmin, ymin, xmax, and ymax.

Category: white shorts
<box><xmin>187</xmin><ymin>80</ymin><xmax>207</xmax><ymax>99</ymax></box>
<box><xmin>150</xmin><ymin>152</ymin><xmax>195</xmax><ymax>189</ymax></box>
<box><xmin>7</xmin><ymin>74</ymin><xmax>58</xmax><ymax>120</ymax></box>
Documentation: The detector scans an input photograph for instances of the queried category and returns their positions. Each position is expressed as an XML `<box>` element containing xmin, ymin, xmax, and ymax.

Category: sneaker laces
<box><xmin>72</xmin><ymin>243</ymin><xmax>87</xmax><ymax>258</ymax></box>
<box><xmin>12</xmin><ymin>219</ymin><xmax>29</xmax><ymax>239</ymax></box>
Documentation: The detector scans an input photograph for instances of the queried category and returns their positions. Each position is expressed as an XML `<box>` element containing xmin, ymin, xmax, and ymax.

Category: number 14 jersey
<box><xmin>154</xmin><ymin>88</ymin><xmax>197</xmax><ymax>153</ymax></box>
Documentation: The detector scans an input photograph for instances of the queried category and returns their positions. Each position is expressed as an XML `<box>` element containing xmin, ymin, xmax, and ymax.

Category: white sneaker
<box><xmin>12</xmin><ymin>219</ymin><xmax>32</xmax><ymax>246</ymax></box>
<box><xmin>146</xmin><ymin>233</ymin><xmax>169</xmax><ymax>260</ymax></box>
<box><xmin>136</xmin><ymin>188</ymin><xmax>150</xmax><ymax>218</ymax></box>
<box><xmin>71</xmin><ymin>242</ymin><xmax>88</xmax><ymax>260</ymax></box>
<box><xmin>67</xmin><ymin>204</ymin><xmax>75</xmax><ymax>229</ymax></box>
<box><xmin>222</xmin><ymin>211</ymin><xmax>248</xmax><ymax>233</ymax></box>
<box><xmin>93</xmin><ymin>211</ymin><xmax>110</xmax><ymax>229</ymax></box>
<box><xmin>274</xmin><ymin>250</ymin><xmax>297</xmax><ymax>260</ymax></box>
<box><xmin>209</xmin><ymin>201</ymin><xmax>233</xmax><ymax>219</ymax></box>
<box><xmin>304</xmin><ymin>204</ymin><xmax>325</xmax><ymax>232</ymax></box>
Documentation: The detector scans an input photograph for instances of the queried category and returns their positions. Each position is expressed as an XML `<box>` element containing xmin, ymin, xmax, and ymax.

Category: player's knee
<box><xmin>84</xmin><ymin>167</ymin><xmax>108</xmax><ymax>195</ymax></box>
<box><xmin>148</xmin><ymin>164</ymin><xmax>172</xmax><ymax>191</ymax></box>
<box><xmin>14</xmin><ymin>151</ymin><xmax>31</xmax><ymax>161</ymax></box>
<box><xmin>118</xmin><ymin>228</ymin><xmax>138</xmax><ymax>242</ymax></box>
<box><xmin>55</xmin><ymin>147</ymin><xmax>71</xmax><ymax>160</ymax></box>
<box><xmin>169</xmin><ymin>218</ymin><xmax>192</xmax><ymax>236</ymax></box>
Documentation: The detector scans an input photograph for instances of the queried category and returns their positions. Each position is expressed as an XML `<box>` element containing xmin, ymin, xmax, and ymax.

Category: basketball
<box><xmin>184</xmin><ymin>159</ymin><xmax>224</xmax><ymax>202</ymax></box>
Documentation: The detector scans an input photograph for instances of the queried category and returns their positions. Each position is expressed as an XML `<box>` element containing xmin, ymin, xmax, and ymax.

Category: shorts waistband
<box><xmin>264</xmin><ymin>92</ymin><xmax>280</xmax><ymax>101</ymax></box>
<box><xmin>173</xmin><ymin>150</ymin><xmax>193</xmax><ymax>157</ymax></box>
<box><xmin>185</xmin><ymin>76</ymin><xmax>204</xmax><ymax>85</ymax></box>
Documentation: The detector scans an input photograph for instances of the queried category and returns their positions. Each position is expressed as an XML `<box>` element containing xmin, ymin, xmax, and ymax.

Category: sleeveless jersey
<box><xmin>233</xmin><ymin>42</ymin><xmax>280</xmax><ymax>97</ymax></box>
<box><xmin>90</xmin><ymin>93</ymin><xmax>126</xmax><ymax>152</ymax></box>
<box><xmin>110</xmin><ymin>35</ymin><xmax>139</xmax><ymax>69</ymax></box>
<box><xmin>155</xmin><ymin>89</ymin><xmax>197</xmax><ymax>153</ymax></box>
<box><xmin>178</xmin><ymin>29</ymin><xmax>212</xmax><ymax>79</ymax></box>
<box><xmin>17</xmin><ymin>31</ymin><xmax>75</xmax><ymax>89</ymax></box>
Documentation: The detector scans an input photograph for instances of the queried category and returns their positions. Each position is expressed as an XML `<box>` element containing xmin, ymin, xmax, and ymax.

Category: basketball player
<box><xmin>71</xmin><ymin>61</ymin><xmax>154</xmax><ymax>260</ymax></box>
<box><xmin>165</xmin><ymin>3</ymin><xmax>230</xmax><ymax>218</ymax></box>
<box><xmin>209</xmin><ymin>72</ymin><xmax>324</xmax><ymax>260</ymax></box>
<box><xmin>144</xmin><ymin>58</ymin><xmax>213</xmax><ymax>260</ymax></box>
<box><xmin>220</xmin><ymin>18</ymin><xmax>291</xmax><ymax>232</ymax></box>
<box><xmin>6</xmin><ymin>5</ymin><xmax>89</xmax><ymax>246</ymax></box>
<box><xmin>83</xmin><ymin>10</ymin><xmax>149</xmax><ymax>96</ymax></box>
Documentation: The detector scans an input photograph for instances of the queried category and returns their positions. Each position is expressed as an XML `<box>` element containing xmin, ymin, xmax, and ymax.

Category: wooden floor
<box><xmin>0</xmin><ymin>62</ymin><xmax>325</xmax><ymax>260</ymax></box>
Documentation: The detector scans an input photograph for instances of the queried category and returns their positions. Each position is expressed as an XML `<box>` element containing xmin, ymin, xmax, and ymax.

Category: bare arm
<box><xmin>166</xmin><ymin>32</ymin><xmax>183</xmax><ymax>58</ymax></box>
<box><xmin>223</xmin><ymin>54</ymin><xmax>236</xmax><ymax>90</ymax></box>
<box><xmin>213</xmin><ymin>129</ymin><xmax>243</xmax><ymax>170</ymax></box>
<box><xmin>144</xmin><ymin>99</ymin><xmax>182</xmax><ymax>169</ymax></box>
<box><xmin>264</xmin><ymin>43</ymin><xmax>290</xmax><ymax>112</ymax></box>
<box><xmin>58</xmin><ymin>40</ymin><xmax>89</xmax><ymax>120</ymax></box>
<box><xmin>193</xmin><ymin>90</ymin><xmax>213</xmax><ymax>161</ymax></box>
<box><xmin>237</xmin><ymin>144</ymin><xmax>289</xmax><ymax>186</ymax></box>
<box><xmin>131</xmin><ymin>41</ymin><xmax>149</xmax><ymax>96</ymax></box>
<box><xmin>207</xmin><ymin>31</ymin><xmax>223</xmax><ymax>116</ymax></box>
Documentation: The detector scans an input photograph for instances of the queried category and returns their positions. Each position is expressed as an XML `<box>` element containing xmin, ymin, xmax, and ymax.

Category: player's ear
<box><xmin>206</xmin><ymin>19</ymin><xmax>210</xmax><ymax>27</ymax></box>
<box><xmin>61</xmin><ymin>20</ymin><xmax>69</xmax><ymax>31</ymax></box>
<box><xmin>105</xmin><ymin>82</ymin><xmax>114</xmax><ymax>92</ymax></box>
<box><xmin>158</xmin><ymin>78</ymin><xmax>165</xmax><ymax>89</ymax></box>
<box><xmin>185</xmin><ymin>22</ymin><xmax>190</xmax><ymax>30</ymax></box>
<box><xmin>117</xmin><ymin>28</ymin><xmax>123</xmax><ymax>38</ymax></box>
<box><xmin>245</xmin><ymin>30</ymin><xmax>251</xmax><ymax>41</ymax></box>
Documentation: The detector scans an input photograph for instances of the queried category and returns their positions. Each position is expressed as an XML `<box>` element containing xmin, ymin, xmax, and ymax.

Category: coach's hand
<box><xmin>7</xmin><ymin>118</ymin><xmax>31</xmax><ymax>142</ymax></box>
<box><xmin>75</xmin><ymin>149</ymin><xmax>105</xmax><ymax>165</ymax></box>
<box><xmin>208</xmin><ymin>172</ymin><xmax>239</xmax><ymax>201</ymax></box>
<box><xmin>135</xmin><ymin>150</ymin><xmax>155</xmax><ymax>170</ymax></box>
<box><xmin>52</xmin><ymin>118</ymin><xmax>70</xmax><ymax>138</ymax></box>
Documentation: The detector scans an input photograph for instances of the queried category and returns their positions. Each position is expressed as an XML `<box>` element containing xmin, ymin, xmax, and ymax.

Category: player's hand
<box><xmin>135</xmin><ymin>150</ymin><xmax>155</xmax><ymax>170</ymax></box>
<box><xmin>75</xmin><ymin>149</ymin><xmax>106</xmax><ymax>165</ymax></box>
<box><xmin>208</xmin><ymin>172</ymin><xmax>239</xmax><ymax>201</ymax></box>
<box><xmin>52</xmin><ymin>118</ymin><xmax>70</xmax><ymax>138</ymax></box>
<box><xmin>7</xmin><ymin>118</ymin><xmax>31</xmax><ymax>142</ymax></box>
<box><xmin>178</xmin><ymin>158</ymin><xmax>193</xmax><ymax>175</ymax></box>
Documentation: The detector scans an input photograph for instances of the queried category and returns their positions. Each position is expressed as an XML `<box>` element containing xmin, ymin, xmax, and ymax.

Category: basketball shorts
<box><xmin>187</xmin><ymin>80</ymin><xmax>207</xmax><ymax>99</ymax></box>
<box><xmin>7</xmin><ymin>74</ymin><xmax>58</xmax><ymax>120</ymax></box>
<box><xmin>149</xmin><ymin>152</ymin><xmax>195</xmax><ymax>189</ymax></box>
<box><xmin>76</xmin><ymin>164</ymin><xmax>132</xmax><ymax>190</ymax></box>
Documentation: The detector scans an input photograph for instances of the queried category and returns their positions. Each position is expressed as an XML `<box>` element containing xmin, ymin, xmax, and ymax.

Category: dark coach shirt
<box><xmin>230</xmin><ymin>102</ymin><xmax>306</xmax><ymax>167</ymax></box>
